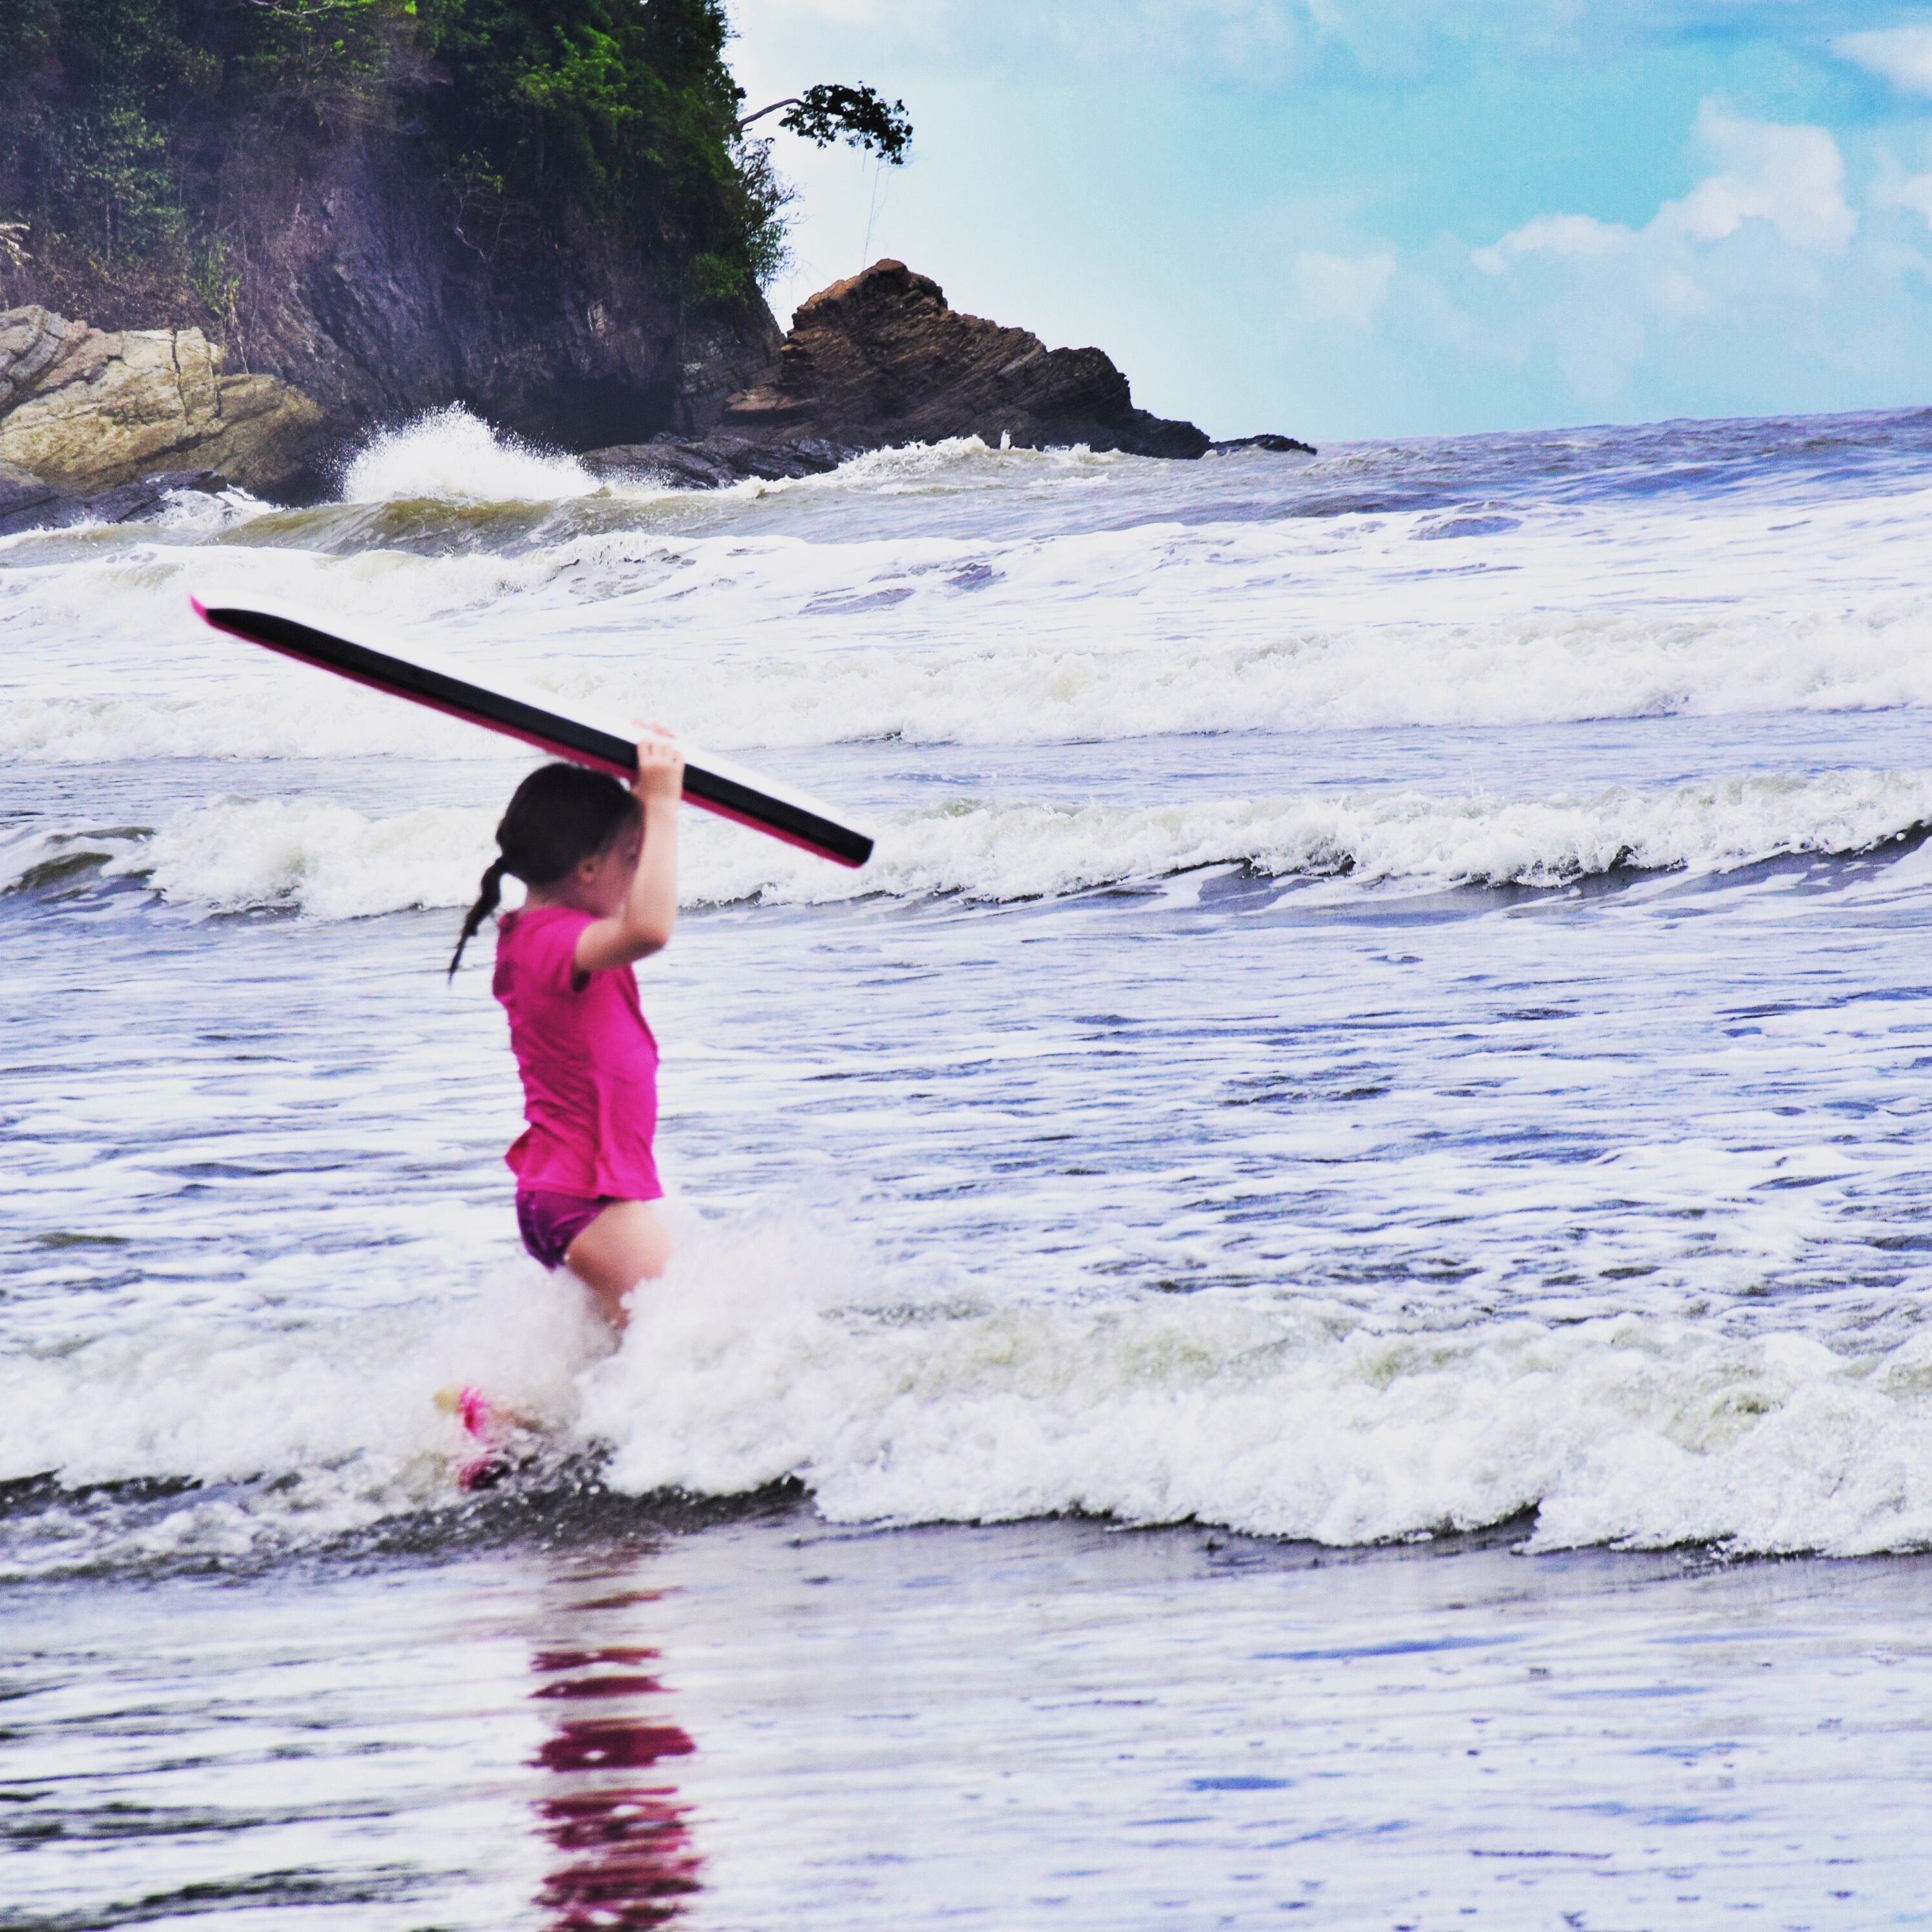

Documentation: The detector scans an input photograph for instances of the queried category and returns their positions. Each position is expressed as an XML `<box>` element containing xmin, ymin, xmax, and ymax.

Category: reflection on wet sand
<box><xmin>532</xmin><ymin>1611</ymin><xmax>702</xmax><ymax>1928</ymax></box>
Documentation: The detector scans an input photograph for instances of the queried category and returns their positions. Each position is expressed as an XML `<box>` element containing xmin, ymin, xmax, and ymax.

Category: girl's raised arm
<box><xmin>575</xmin><ymin>731</ymin><xmax>684</xmax><ymax>975</ymax></box>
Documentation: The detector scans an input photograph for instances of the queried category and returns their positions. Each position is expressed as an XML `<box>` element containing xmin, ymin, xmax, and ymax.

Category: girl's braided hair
<box><xmin>448</xmin><ymin>763</ymin><xmax>638</xmax><ymax>977</ymax></box>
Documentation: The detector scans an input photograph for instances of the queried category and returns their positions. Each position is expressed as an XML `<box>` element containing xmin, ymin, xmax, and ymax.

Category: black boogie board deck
<box><xmin>193</xmin><ymin>600</ymin><xmax>874</xmax><ymax>868</ymax></box>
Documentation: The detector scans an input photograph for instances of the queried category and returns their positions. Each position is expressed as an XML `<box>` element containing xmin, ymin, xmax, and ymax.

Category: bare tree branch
<box><xmin>734</xmin><ymin>97</ymin><xmax>801</xmax><ymax>134</ymax></box>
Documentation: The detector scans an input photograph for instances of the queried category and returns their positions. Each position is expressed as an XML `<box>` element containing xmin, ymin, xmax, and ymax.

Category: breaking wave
<box><xmin>8</xmin><ymin>1209</ymin><xmax>1932</xmax><ymax>1576</ymax></box>
<box><xmin>337</xmin><ymin>403</ymin><xmax>600</xmax><ymax>504</ymax></box>
<box><xmin>10</xmin><ymin>767</ymin><xmax>1930</xmax><ymax>919</ymax></box>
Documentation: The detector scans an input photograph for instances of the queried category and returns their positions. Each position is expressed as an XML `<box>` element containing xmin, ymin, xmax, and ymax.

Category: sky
<box><xmin>725</xmin><ymin>2</ymin><xmax>1932</xmax><ymax>441</ymax></box>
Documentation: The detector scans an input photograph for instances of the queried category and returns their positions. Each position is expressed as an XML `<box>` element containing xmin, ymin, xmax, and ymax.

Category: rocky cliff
<box><xmin>166</xmin><ymin>138</ymin><xmax>779</xmax><ymax>473</ymax></box>
<box><xmin>0</xmin><ymin>0</ymin><xmax>790</xmax><ymax>493</ymax></box>
<box><xmin>0</xmin><ymin>309</ymin><xmax>318</xmax><ymax>492</ymax></box>
<box><xmin>718</xmin><ymin>261</ymin><xmax>1208</xmax><ymax>459</ymax></box>
<box><xmin>0</xmin><ymin>140</ymin><xmax>782</xmax><ymax>495</ymax></box>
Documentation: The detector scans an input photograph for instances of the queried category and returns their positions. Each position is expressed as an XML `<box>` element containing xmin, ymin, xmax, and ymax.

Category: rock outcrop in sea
<box><xmin>580</xmin><ymin>260</ymin><xmax>1252</xmax><ymax>488</ymax></box>
<box><xmin>721</xmin><ymin>260</ymin><xmax>1209</xmax><ymax>459</ymax></box>
<box><xmin>0</xmin><ymin>459</ymin><xmax>227</xmax><ymax>539</ymax></box>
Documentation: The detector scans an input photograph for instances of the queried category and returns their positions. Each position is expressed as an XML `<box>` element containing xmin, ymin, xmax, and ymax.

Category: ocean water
<box><xmin>6</xmin><ymin>405</ymin><xmax>1932</xmax><ymax>1926</ymax></box>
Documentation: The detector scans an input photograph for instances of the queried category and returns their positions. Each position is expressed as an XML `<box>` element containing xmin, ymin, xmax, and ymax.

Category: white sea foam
<box><xmin>8</xmin><ymin>1209</ymin><xmax>1932</xmax><ymax>1569</ymax></box>
<box><xmin>579</xmin><ymin>1217</ymin><xmax>1932</xmax><ymax>1556</ymax></box>
<box><xmin>337</xmin><ymin>404</ymin><xmax>600</xmax><ymax>504</ymax></box>
<box><xmin>0</xmin><ymin>1257</ymin><xmax>615</xmax><ymax>1574</ymax></box>
<box><xmin>6</xmin><ymin>438</ymin><xmax>1932</xmax><ymax>764</ymax></box>
<box><xmin>25</xmin><ymin>767</ymin><xmax>1931</xmax><ymax>919</ymax></box>
<box><xmin>10</xmin><ymin>597</ymin><xmax>1932</xmax><ymax>765</ymax></box>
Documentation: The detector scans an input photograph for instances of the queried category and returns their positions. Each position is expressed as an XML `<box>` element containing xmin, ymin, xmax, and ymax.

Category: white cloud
<box><xmin>1834</xmin><ymin>25</ymin><xmax>1932</xmax><ymax>97</ymax></box>
<box><xmin>1296</xmin><ymin>249</ymin><xmax>1396</xmax><ymax>326</ymax></box>
<box><xmin>1477</xmin><ymin>104</ymin><xmax>1855</xmax><ymax>275</ymax></box>
<box><xmin>1873</xmin><ymin>158</ymin><xmax>1932</xmax><ymax>231</ymax></box>
<box><xmin>1663</xmin><ymin>106</ymin><xmax>1855</xmax><ymax>251</ymax></box>
<box><xmin>1474</xmin><ymin>213</ymin><xmax>1632</xmax><ymax>274</ymax></box>
<box><xmin>1454</xmin><ymin>105</ymin><xmax>1877</xmax><ymax>407</ymax></box>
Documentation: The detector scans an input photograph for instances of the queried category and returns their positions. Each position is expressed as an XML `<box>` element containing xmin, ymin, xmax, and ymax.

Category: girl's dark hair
<box><xmin>448</xmin><ymin>763</ymin><xmax>638</xmax><ymax>977</ymax></box>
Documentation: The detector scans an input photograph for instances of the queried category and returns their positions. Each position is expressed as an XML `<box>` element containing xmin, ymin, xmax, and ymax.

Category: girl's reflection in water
<box><xmin>531</xmin><ymin>1585</ymin><xmax>702</xmax><ymax>1930</ymax></box>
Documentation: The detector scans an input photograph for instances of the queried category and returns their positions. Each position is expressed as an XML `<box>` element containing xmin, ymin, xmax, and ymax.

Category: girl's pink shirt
<box><xmin>492</xmin><ymin>904</ymin><xmax>663</xmax><ymax>1201</ymax></box>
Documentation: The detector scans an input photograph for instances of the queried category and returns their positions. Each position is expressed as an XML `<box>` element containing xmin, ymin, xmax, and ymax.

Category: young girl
<box><xmin>448</xmin><ymin>732</ymin><xmax>685</xmax><ymax>1327</ymax></box>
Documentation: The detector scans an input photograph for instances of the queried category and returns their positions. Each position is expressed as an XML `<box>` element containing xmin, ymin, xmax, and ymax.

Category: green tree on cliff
<box><xmin>735</xmin><ymin>82</ymin><xmax>911</xmax><ymax>162</ymax></box>
<box><xmin>0</xmin><ymin>0</ymin><xmax>909</xmax><ymax>320</ymax></box>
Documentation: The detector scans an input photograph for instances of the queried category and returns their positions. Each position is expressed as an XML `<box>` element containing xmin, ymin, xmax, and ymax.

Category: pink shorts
<box><xmin>516</xmin><ymin>1189</ymin><xmax>611</xmax><ymax>1270</ymax></box>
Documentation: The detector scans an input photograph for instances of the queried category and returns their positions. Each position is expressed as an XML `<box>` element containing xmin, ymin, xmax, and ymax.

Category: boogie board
<box><xmin>191</xmin><ymin>600</ymin><xmax>874</xmax><ymax>869</ymax></box>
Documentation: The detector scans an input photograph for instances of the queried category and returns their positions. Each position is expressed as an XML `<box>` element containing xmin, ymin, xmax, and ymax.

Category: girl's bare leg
<box><xmin>564</xmin><ymin>1200</ymin><xmax>674</xmax><ymax>1328</ymax></box>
